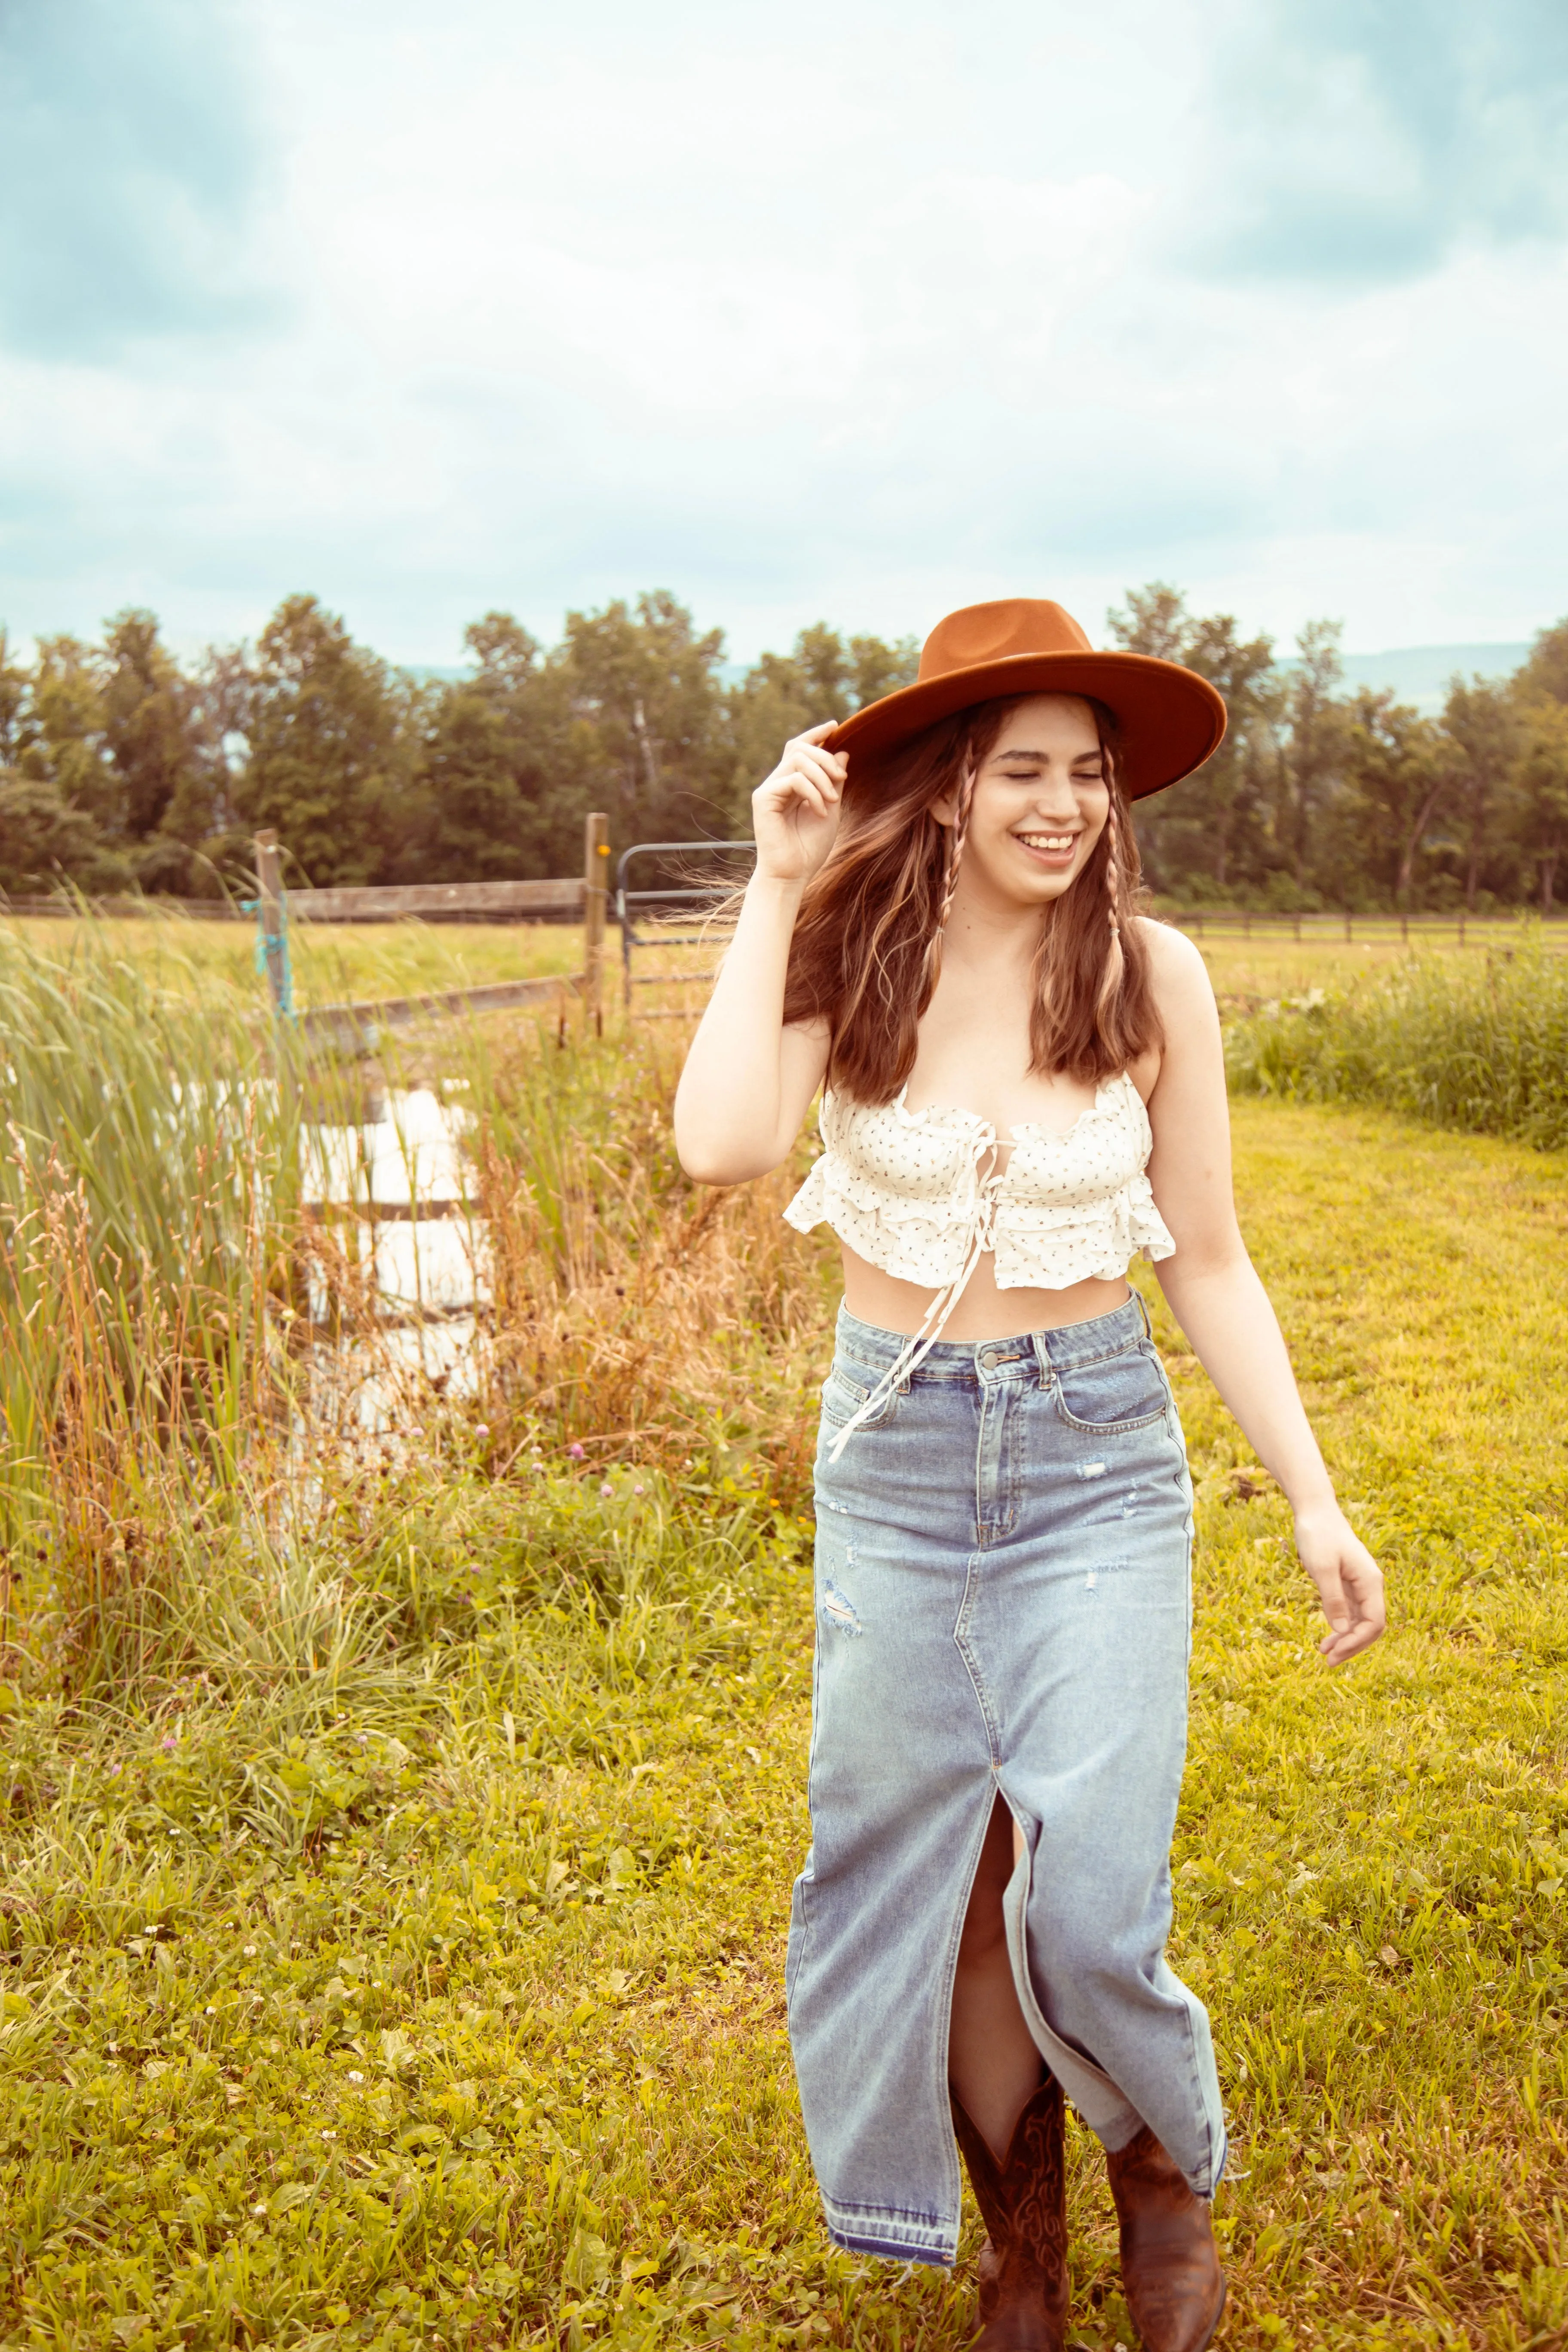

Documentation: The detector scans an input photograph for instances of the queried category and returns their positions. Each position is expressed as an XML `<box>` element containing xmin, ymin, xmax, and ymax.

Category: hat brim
<box><xmin>825</xmin><ymin>650</ymin><xmax>1226</xmax><ymax>801</ymax></box>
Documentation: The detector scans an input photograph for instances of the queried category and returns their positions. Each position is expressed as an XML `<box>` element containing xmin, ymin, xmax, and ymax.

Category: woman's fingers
<box><xmin>1314</xmin><ymin>1554</ymin><xmax>1386</xmax><ymax>1664</ymax></box>
<box><xmin>788</xmin><ymin>756</ymin><xmax>843</xmax><ymax>799</ymax></box>
<box><xmin>786</xmin><ymin>727</ymin><xmax>848</xmax><ymax>779</ymax></box>
<box><xmin>759</xmin><ymin>755</ymin><xmax>842</xmax><ymax>812</ymax></box>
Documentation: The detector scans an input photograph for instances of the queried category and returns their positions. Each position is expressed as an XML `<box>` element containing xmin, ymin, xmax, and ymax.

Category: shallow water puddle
<box><xmin>302</xmin><ymin>1087</ymin><xmax>490</xmax><ymax>1431</ymax></box>
<box><xmin>303</xmin><ymin>1086</ymin><xmax>490</xmax><ymax>1314</ymax></box>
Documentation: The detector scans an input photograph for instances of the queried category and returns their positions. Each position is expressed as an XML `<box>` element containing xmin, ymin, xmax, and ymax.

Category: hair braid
<box><xmin>1095</xmin><ymin>751</ymin><xmax>1127</xmax><ymax>1016</ymax></box>
<box><xmin>922</xmin><ymin>760</ymin><xmax>977</xmax><ymax>993</ymax></box>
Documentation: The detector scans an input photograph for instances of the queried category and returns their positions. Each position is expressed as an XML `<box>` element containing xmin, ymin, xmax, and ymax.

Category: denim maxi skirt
<box><xmin>786</xmin><ymin>1295</ymin><xmax>1227</xmax><ymax>2266</ymax></box>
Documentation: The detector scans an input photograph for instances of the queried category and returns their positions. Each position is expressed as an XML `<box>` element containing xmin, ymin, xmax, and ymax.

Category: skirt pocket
<box><xmin>1054</xmin><ymin>1343</ymin><xmax>1169</xmax><ymax>1434</ymax></box>
<box><xmin>820</xmin><ymin>1361</ymin><xmax>900</xmax><ymax>1432</ymax></box>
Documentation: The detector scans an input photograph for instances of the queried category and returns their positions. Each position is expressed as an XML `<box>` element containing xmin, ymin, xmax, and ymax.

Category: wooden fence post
<box><xmin>583</xmin><ymin>811</ymin><xmax>609</xmax><ymax>1035</ymax></box>
<box><xmin>254</xmin><ymin>830</ymin><xmax>293</xmax><ymax>1017</ymax></box>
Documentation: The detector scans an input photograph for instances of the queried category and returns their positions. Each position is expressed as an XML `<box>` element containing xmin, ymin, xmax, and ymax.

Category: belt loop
<box><xmin>1133</xmin><ymin>1288</ymin><xmax>1153</xmax><ymax>1340</ymax></box>
<box><xmin>1030</xmin><ymin>1328</ymin><xmax>1054</xmax><ymax>1387</ymax></box>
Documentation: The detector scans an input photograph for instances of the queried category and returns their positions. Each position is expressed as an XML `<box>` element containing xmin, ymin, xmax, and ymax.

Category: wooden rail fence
<box><xmin>249</xmin><ymin>813</ymin><xmax>609</xmax><ymax>1050</ymax></box>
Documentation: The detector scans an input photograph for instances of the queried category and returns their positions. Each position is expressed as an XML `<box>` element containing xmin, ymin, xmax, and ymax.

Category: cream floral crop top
<box><xmin>784</xmin><ymin>1072</ymin><xmax>1174</xmax><ymax>1453</ymax></box>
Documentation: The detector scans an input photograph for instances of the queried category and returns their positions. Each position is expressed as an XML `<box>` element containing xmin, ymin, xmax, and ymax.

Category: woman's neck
<box><xmin>940</xmin><ymin>881</ymin><xmax>1045</xmax><ymax>980</ymax></box>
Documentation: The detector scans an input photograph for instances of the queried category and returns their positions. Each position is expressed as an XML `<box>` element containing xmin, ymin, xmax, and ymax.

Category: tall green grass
<box><xmin>0</xmin><ymin>925</ymin><xmax>312</xmax><ymax>1684</ymax></box>
<box><xmin>0</xmin><ymin>917</ymin><xmax>823</xmax><ymax>1698</ymax></box>
<box><xmin>1225</xmin><ymin>937</ymin><xmax>1568</xmax><ymax>1149</ymax></box>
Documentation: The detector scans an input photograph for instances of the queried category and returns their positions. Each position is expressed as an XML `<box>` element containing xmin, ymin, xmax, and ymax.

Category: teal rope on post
<box><xmin>240</xmin><ymin>895</ymin><xmax>295</xmax><ymax>1019</ymax></box>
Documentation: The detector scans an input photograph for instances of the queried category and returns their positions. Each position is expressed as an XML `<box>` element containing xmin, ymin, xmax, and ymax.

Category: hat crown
<box><xmin>919</xmin><ymin>598</ymin><xmax>1092</xmax><ymax>683</ymax></box>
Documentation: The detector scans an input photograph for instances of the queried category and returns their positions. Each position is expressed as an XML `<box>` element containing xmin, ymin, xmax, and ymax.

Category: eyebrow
<box><xmin>993</xmin><ymin>745</ymin><xmax>1103</xmax><ymax>763</ymax></box>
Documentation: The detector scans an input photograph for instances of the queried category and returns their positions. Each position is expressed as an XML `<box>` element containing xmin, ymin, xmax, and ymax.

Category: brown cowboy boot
<box><xmin>950</xmin><ymin>2075</ymin><xmax>1070</xmax><ymax>2351</ymax></box>
<box><xmin>1105</xmin><ymin>2126</ymin><xmax>1226</xmax><ymax>2352</ymax></box>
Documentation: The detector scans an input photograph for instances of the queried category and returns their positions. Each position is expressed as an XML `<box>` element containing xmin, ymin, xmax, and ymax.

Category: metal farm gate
<box><xmin>615</xmin><ymin>839</ymin><xmax>754</xmax><ymax>1015</ymax></box>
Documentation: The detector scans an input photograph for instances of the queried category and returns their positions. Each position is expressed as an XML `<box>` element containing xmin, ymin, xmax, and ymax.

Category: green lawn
<box><xmin>0</xmin><ymin>918</ymin><xmax>586</xmax><ymax>1009</ymax></box>
<box><xmin>1</xmin><ymin>1099</ymin><xmax>1566</xmax><ymax>2349</ymax></box>
<box><xmin>1188</xmin><ymin>928</ymin><xmax>1567</xmax><ymax>1016</ymax></box>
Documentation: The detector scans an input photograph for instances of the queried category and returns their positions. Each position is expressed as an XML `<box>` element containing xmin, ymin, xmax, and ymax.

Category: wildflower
<box><xmin>321</xmin><ymin>2128</ymin><xmax>338</xmax><ymax>2140</ymax></box>
<box><xmin>567</xmin><ymin>1442</ymin><xmax>585</xmax><ymax>1460</ymax></box>
<box><xmin>242</xmin><ymin>1945</ymin><xmax>257</xmax><ymax>1957</ymax></box>
<box><xmin>205</xmin><ymin>2004</ymin><xmax>217</xmax><ymax>2015</ymax></box>
<box><xmin>347</xmin><ymin>2069</ymin><xmax>364</xmax><ymax>2082</ymax></box>
<box><xmin>633</xmin><ymin>1483</ymin><xmax>646</xmax><ymax>1497</ymax></box>
<box><xmin>251</xmin><ymin>2202</ymin><xmax>268</xmax><ymax>2217</ymax></box>
<box><xmin>600</xmin><ymin>1480</ymin><xmax>614</xmax><ymax>1498</ymax></box>
<box><xmin>475</xmin><ymin>1423</ymin><xmax>490</xmax><ymax>1438</ymax></box>
<box><xmin>161</xmin><ymin>1736</ymin><xmax>177</xmax><ymax>1752</ymax></box>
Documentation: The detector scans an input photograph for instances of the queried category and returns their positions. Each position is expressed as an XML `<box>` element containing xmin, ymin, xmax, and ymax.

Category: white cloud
<box><xmin>0</xmin><ymin>0</ymin><xmax>1564</xmax><ymax>667</ymax></box>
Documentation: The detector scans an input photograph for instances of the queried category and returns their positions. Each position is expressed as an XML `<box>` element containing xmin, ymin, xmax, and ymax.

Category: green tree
<box><xmin>1105</xmin><ymin>584</ymin><xmax>1278</xmax><ymax>898</ymax></box>
<box><xmin>726</xmin><ymin>623</ymin><xmax>919</xmax><ymax>821</ymax></box>
<box><xmin>1442</xmin><ymin>678</ymin><xmax>1522</xmax><ymax>912</ymax></box>
<box><xmin>1275</xmin><ymin>620</ymin><xmax>1347</xmax><ymax>898</ymax></box>
<box><xmin>0</xmin><ymin>775</ymin><xmax>107</xmax><ymax>895</ymax></box>
<box><xmin>0</xmin><ymin>630</ymin><xmax>28</xmax><ymax>768</ymax></box>
<box><xmin>412</xmin><ymin>614</ymin><xmax>581</xmax><ymax>880</ymax></box>
<box><xmin>18</xmin><ymin>636</ymin><xmax>119</xmax><ymax>832</ymax></box>
<box><xmin>96</xmin><ymin>609</ymin><xmax>224</xmax><ymax>890</ymax></box>
<box><xmin>3</xmin><ymin>634</ymin><xmax>134</xmax><ymax>891</ymax></box>
<box><xmin>554</xmin><ymin>591</ymin><xmax>732</xmax><ymax>843</ymax></box>
<box><xmin>1339</xmin><ymin>691</ymin><xmax>1452</xmax><ymax>906</ymax></box>
<box><xmin>1516</xmin><ymin>615</ymin><xmax>1568</xmax><ymax>709</ymax></box>
<box><xmin>1513</xmin><ymin>698</ymin><xmax>1568</xmax><ymax>910</ymax></box>
<box><xmin>237</xmin><ymin>596</ymin><xmax>418</xmax><ymax>888</ymax></box>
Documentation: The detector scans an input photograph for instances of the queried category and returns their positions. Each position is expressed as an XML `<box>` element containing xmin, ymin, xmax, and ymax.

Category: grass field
<box><xmin>2</xmin><ymin>1041</ymin><xmax>1566</xmax><ymax>2350</ymax></box>
<box><xmin>4</xmin><ymin>910</ymin><xmax>1562</xmax><ymax>1028</ymax></box>
<box><xmin>0</xmin><ymin>918</ymin><xmax>585</xmax><ymax>1007</ymax></box>
<box><xmin>1187</xmin><ymin>931</ymin><xmax>1567</xmax><ymax>1017</ymax></box>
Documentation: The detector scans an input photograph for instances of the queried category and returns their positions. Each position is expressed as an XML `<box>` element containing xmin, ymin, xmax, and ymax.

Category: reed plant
<box><xmin>0</xmin><ymin>923</ymin><xmax>316</xmax><ymax>1686</ymax></box>
<box><xmin>1225</xmin><ymin>935</ymin><xmax>1568</xmax><ymax>1149</ymax></box>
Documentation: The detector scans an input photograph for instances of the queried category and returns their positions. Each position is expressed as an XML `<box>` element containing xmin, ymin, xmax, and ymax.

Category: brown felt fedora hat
<box><xmin>826</xmin><ymin>598</ymin><xmax>1226</xmax><ymax>800</ymax></box>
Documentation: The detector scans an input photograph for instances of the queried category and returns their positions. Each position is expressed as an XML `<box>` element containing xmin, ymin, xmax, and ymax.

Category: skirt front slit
<box><xmin>786</xmin><ymin>1297</ymin><xmax>1227</xmax><ymax>2267</ymax></box>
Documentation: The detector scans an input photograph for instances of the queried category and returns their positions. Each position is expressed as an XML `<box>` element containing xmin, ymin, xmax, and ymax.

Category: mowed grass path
<box><xmin>2</xmin><ymin>1102</ymin><xmax>1566</xmax><ymax>2350</ymax></box>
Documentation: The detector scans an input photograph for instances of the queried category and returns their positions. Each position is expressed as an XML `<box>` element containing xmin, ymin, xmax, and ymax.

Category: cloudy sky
<box><xmin>2</xmin><ymin>0</ymin><xmax>1566</xmax><ymax>667</ymax></box>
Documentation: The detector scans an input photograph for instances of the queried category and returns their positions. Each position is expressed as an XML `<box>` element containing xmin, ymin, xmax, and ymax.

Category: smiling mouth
<box><xmin>1012</xmin><ymin>831</ymin><xmax>1080</xmax><ymax>856</ymax></box>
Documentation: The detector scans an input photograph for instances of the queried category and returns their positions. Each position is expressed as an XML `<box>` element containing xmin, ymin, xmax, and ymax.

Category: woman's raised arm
<box><xmin>673</xmin><ymin>725</ymin><xmax>845</xmax><ymax>1185</ymax></box>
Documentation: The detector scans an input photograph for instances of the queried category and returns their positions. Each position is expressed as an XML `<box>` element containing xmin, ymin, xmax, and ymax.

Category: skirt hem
<box><xmin>823</xmin><ymin>2211</ymin><xmax>957</xmax><ymax>2267</ymax></box>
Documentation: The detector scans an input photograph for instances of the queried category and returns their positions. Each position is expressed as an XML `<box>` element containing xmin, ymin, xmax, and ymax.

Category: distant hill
<box><xmin>1326</xmin><ymin>644</ymin><xmax>1531</xmax><ymax>716</ymax></box>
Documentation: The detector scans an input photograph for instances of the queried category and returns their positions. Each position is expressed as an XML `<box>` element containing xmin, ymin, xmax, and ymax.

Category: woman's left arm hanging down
<box><xmin>1139</xmin><ymin>922</ymin><xmax>1385</xmax><ymax>1666</ymax></box>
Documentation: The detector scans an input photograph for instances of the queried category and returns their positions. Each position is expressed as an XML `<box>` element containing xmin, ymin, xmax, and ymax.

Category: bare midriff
<box><xmin>839</xmin><ymin>1244</ymin><xmax>1132</xmax><ymax>1343</ymax></box>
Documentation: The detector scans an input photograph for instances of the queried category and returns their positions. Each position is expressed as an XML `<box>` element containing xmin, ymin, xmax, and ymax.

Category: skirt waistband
<box><xmin>834</xmin><ymin>1290</ymin><xmax>1153</xmax><ymax>1383</ymax></box>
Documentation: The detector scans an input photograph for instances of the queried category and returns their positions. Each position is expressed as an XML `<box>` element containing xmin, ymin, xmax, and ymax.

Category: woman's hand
<box><xmin>1293</xmin><ymin>1501</ymin><xmax>1386</xmax><ymax>1665</ymax></box>
<box><xmin>752</xmin><ymin>723</ymin><xmax>848</xmax><ymax>887</ymax></box>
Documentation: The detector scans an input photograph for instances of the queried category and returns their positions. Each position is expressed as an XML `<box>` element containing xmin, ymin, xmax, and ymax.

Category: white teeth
<box><xmin>1016</xmin><ymin>833</ymin><xmax>1075</xmax><ymax>850</ymax></box>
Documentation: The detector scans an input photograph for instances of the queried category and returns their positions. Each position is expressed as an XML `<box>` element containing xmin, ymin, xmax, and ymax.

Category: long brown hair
<box><xmin>780</xmin><ymin>693</ymin><xmax>1162</xmax><ymax>1102</ymax></box>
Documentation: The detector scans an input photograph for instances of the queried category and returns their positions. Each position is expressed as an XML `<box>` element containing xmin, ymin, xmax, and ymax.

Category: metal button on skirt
<box><xmin>786</xmin><ymin>1295</ymin><xmax>1227</xmax><ymax>2266</ymax></box>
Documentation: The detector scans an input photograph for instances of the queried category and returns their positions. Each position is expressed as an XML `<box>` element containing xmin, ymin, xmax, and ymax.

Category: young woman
<box><xmin>674</xmin><ymin>599</ymin><xmax>1385</xmax><ymax>2352</ymax></box>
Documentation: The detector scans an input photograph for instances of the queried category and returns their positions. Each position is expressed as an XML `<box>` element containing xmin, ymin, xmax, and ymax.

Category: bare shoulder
<box><xmin>1134</xmin><ymin>916</ymin><xmax>1217</xmax><ymax>1015</ymax></box>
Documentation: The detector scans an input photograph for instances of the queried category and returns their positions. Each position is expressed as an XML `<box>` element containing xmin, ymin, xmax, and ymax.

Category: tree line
<box><xmin>1</xmin><ymin>585</ymin><xmax>1565</xmax><ymax>909</ymax></box>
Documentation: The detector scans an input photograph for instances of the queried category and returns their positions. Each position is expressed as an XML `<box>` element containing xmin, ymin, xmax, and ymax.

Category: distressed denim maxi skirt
<box><xmin>786</xmin><ymin>1295</ymin><xmax>1227</xmax><ymax>2266</ymax></box>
